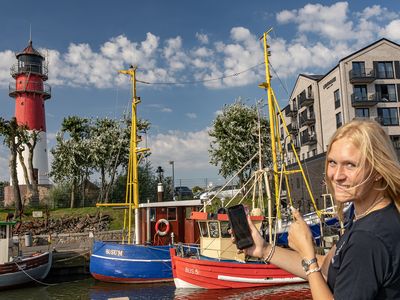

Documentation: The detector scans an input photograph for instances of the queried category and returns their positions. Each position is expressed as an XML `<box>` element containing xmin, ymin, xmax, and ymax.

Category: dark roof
<box><xmin>300</xmin><ymin>74</ymin><xmax>324</xmax><ymax>80</ymax></box>
<box><xmin>16</xmin><ymin>40</ymin><xmax>44</xmax><ymax>58</ymax></box>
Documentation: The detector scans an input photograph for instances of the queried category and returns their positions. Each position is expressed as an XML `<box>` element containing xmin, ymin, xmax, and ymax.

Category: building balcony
<box><xmin>9</xmin><ymin>82</ymin><xmax>51</xmax><ymax>100</ymax></box>
<box><xmin>287</xmin><ymin>123</ymin><xmax>298</xmax><ymax>134</ymax></box>
<box><xmin>301</xmin><ymin>133</ymin><xmax>317</xmax><ymax>146</ymax></box>
<box><xmin>349</xmin><ymin>68</ymin><xmax>375</xmax><ymax>84</ymax></box>
<box><xmin>284</xmin><ymin>105</ymin><xmax>298</xmax><ymax>117</ymax></box>
<box><xmin>287</xmin><ymin>142</ymin><xmax>300</xmax><ymax>152</ymax></box>
<box><xmin>299</xmin><ymin>113</ymin><xmax>315</xmax><ymax>127</ymax></box>
<box><xmin>10</xmin><ymin>63</ymin><xmax>49</xmax><ymax>80</ymax></box>
<box><xmin>299</xmin><ymin>92</ymin><xmax>314</xmax><ymax>107</ymax></box>
<box><xmin>351</xmin><ymin>94</ymin><xmax>379</xmax><ymax>107</ymax></box>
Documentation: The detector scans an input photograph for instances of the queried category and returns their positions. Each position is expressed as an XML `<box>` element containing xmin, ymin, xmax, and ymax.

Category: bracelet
<box><xmin>305</xmin><ymin>267</ymin><xmax>321</xmax><ymax>276</ymax></box>
<box><xmin>263</xmin><ymin>245</ymin><xmax>275</xmax><ymax>264</ymax></box>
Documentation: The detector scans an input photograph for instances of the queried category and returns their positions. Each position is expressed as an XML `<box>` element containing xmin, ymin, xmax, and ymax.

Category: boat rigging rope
<box><xmin>13</xmin><ymin>259</ymin><xmax>56</xmax><ymax>286</ymax></box>
<box><xmin>136</xmin><ymin>62</ymin><xmax>264</xmax><ymax>85</ymax></box>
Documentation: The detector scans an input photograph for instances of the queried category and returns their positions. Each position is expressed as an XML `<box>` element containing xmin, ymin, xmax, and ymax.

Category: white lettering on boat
<box><xmin>105</xmin><ymin>249</ymin><xmax>124</xmax><ymax>256</ymax></box>
<box><xmin>184</xmin><ymin>267</ymin><xmax>199</xmax><ymax>275</ymax></box>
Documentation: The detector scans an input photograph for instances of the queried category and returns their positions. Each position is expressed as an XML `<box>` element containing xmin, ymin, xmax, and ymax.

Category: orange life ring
<box><xmin>155</xmin><ymin>219</ymin><xmax>170</xmax><ymax>236</ymax></box>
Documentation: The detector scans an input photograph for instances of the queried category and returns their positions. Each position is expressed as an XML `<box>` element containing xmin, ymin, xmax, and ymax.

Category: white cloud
<box><xmin>276</xmin><ymin>9</ymin><xmax>296</xmax><ymax>23</ymax></box>
<box><xmin>380</xmin><ymin>20</ymin><xmax>400</xmax><ymax>40</ymax></box>
<box><xmin>0</xmin><ymin>2</ymin><xmax>399</xmax><ymax>92</ymax></box>
<box><xmin>0</xmin><ymin>145</ymin><xmax>9</xmax><ymax>181</ymax></box>
<box><xmin>276</xmin><ymin>2</ymin><xmax>354</xmax><ymax>41</ymax></box>
<box><xmin>186</xmin><ymin>113</ymin><xmax>197</xmax><ymax>119</ymax></box>
<box><xmin>196</xmin><ymin>33</ymin><xmax>209</xmax><ymax>44</ymax></box>
<box><xmin>148</xmin><ymin>128</ymin><xmax>217</xmax><ymax>178</ymax></box>
<box><xmin>161</xmin><ymin>107</ymin><xmax>172</xmax><ymax>113</ymax></box>
<box><xmin>0</xmin><ymin>50</ymin><xmax>17</xmax><ymax>88</ymax></box>
<box><xmin>163</xmin><ymin>36</ymin><xmax>189</xmax><ymax>72</ymax></box>
<box><xmin>267</xmin><ymin>2</ymin><xmax>400</xmax><ymax>79</ymax></box>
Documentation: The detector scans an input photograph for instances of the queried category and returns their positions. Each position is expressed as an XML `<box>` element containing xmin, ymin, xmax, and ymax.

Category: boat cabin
<box><xmin>138</xmin><ymin>200</ymin><xmax>203</xmax><ymax>246</ymax></box>
<box><xmin>191</xmin><ymin>211</ymin><xmax>263</xmax><ymax>261</ymax></box>
<box><xmin>0</xmin><ymin>221</ymin><xmax>17</xmax><ymax>264</ymax></box>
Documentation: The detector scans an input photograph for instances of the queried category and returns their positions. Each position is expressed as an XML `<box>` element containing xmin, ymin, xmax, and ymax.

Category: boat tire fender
<box><xmin>155</xmin><ymin>219</ymin><xmax>170</xmax><ymax>236</ymax></box>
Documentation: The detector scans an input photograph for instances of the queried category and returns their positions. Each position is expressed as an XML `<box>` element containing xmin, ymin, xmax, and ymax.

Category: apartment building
<box><xmin>280</xmin><ymin>38</ymin><xmax>400</xmax><ymax>212</ymax></box>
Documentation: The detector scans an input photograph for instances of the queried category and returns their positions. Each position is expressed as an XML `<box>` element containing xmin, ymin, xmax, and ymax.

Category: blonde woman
<box><xmin>241</xmin><ymin>120</ymin><xmax>400</xmax><ymax>299</ymax></box>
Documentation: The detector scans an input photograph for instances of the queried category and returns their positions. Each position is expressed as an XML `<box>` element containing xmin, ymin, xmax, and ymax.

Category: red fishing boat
<box><xmin>170</xmin><ymin>212</ymin><xmax>304</xmax><ymax>289</ymax></box>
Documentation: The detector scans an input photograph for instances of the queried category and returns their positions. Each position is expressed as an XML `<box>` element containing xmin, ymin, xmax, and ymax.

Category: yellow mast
<box><xmin>97</xmin><ymin>66</ymin><xmax>149</xmax><ymax>244</ymax></box>
<box><xmin>258</xmin><ymin>29</ymin><xmax>320</xmax><ymax>219</ymax></box>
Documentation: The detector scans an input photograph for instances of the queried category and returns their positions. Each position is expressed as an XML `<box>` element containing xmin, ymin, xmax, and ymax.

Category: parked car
<box><xmin>199</xmin><ymin>185</ymin><xmax>241</xmax><ymax>200</ymax></box>
<box><xmin>174</xmin><ymin>186</ymin><xmax>193</xmax><ymax>200</ymax></box>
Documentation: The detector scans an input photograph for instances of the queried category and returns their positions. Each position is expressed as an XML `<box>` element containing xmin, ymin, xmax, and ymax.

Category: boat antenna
<box><xmin>258</xmin><ymin>28</ymin><xmax>321</xmax><ymax>219</ymax></box>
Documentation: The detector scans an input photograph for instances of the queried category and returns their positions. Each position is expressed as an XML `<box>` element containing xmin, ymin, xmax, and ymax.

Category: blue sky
<box><xmin>1</xmin><ymin>0</ymin><xmax>400</xmax><ymax>185</ymax></box>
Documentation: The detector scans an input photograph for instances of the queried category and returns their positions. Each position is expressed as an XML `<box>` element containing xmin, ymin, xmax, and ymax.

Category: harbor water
<box><xmin>0</xmin><ymin>277</ymin><xmax>311</xmax><ymax>299</ymax></box>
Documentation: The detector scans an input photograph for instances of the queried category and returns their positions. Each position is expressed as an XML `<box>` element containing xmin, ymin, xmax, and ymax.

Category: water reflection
<box><xmin>174</xmin><ymin>284</ymin><xmax>311</xmax><ymax>300</ymax></box>
<box><xmin>0</xmin><ymin>277</ymin><xmax>311</xmax><ymax>300</ymax></box>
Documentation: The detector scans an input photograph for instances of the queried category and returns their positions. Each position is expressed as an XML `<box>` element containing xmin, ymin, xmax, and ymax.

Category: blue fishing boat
<box><xmin>90</xmin><ymin>67</ymin><xmax>201</xmax><ymax>284</ymax></box>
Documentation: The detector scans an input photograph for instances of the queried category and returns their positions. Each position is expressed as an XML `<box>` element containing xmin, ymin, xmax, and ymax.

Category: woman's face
<box><xmin>326</xmin><ymin>138</ymin><xmax>372</xmax><ymax>203</ymax></box>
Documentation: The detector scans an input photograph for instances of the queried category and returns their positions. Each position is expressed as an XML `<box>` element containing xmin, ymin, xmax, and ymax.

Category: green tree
<box><xmin>0</xmin><ymin>117</ymin><xmax>25</xmax><ymax>215</ymax></box>
<box><xmin>16</xmin><ymin>129</ymin><xmax>41</xmax><ymax>204</ymax></box>
<box><xmin>109</xmin><ymin>162</ymin><xmax>157</xmax><ymax>203</ymax></box>
<box><xmin>209</xmin><ymin>100</ymin><xmax>271</xmax><ymax>187</ymax></box>
<box><xmin>50</xmin><ymin>116</ymin><xmax>91</xmax><ymax>208</ymax></box>
<box><xmin>91</xmin><ymin>117</ymin><xmax>151</xmax><ymax>203</ymax></box>
<box><xmin>90</xmin><ymin>118</ymin><xmax>127</xmax><ymax>203</ymax></box>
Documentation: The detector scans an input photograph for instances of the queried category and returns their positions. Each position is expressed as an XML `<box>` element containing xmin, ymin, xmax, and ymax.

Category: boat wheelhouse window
<box><xmin>0</xmin><ymin>226</ymin><xmax>6</xmax><ymax>239</ymax></box>
<box><xmin>167</xmin><ymin>207</ymin><xmax>177</xmax><ymax>221</ymax></box>
<box><xmin>220</xmin><ymin>221</ymin><xmax>230</xmax><ymax>238</ymax></box>
<box><xmin>150</xmin><ymin>208</ymin><xmax>156</xmax><ymax>222</ymax></box>
<box><xmin>208</xmin><ymin>222</ymin><xmax>219</xmax><ymax>238</ymax></box>
<box><xmin>185</xmin><ymin>207</ymin><xmax>192</xmax><ymax>219</ymax></box>
<box><xmin>199</xmin><ymin>222</ymin><xmax>208</xmax><ymax>237</ymax></box>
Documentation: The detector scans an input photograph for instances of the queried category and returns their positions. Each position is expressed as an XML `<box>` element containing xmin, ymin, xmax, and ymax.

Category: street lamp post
<box><xmin>156</xmin><ymin>166</ymin><xmax>164</xmax><ymax>202</ymax></box>
<box><xmin>169</xmin><ymin>161</ymin><xmax>175</xmax><ymax>200</ymax></box>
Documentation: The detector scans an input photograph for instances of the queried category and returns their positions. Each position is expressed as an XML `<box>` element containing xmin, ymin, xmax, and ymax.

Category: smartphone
<box><xmin>227</xmin><ymin>204</ymin><xmax>254</xmax><ymax>250</ymax></box>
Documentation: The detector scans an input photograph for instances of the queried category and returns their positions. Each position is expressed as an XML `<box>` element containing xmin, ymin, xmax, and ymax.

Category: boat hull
<box><xmin>0</xmin><ymin>251</ymin><xmax>52</xmax><ymax>289</ymax></box>
<box><xmin>90</xmin><ymin>241</ymin><xmax>173</xmax><ymax>283</ymax></box>
<box><xmin>170</xmin><ymin>248</ymin><xmax>305</xmax><ymax>289</ymax></box>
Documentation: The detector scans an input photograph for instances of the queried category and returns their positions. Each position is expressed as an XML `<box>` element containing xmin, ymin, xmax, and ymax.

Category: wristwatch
<box><xmin>301</xmin><ymin>257</ymin><xmax>317</xmax><ymax>272</ymax></box>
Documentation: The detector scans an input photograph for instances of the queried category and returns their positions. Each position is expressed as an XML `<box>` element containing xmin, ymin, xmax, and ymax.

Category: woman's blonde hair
<box><xmin>325</xmin><ymin>119</ymin><xmax>400</xmax><ymax>219</ymax></box>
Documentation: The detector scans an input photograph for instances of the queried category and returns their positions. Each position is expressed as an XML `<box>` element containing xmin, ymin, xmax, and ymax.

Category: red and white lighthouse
<box><xmin>9</xmin><ymin>40</ymin><xmax>51</xmax><ymax>185</ymax></box>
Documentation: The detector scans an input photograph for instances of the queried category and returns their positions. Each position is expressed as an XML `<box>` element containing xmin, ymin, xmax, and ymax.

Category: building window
<box><xmin>307</xmin><ymin>85</ymin><xmax>313</xmax><ymax>98</ymax></box>
<box><xmin>377</xmin><ymin>62</ymin><xmax>394</xmax><ymax>79</ymax></box>
<box><xmin>334</xmin><ymin>89</ymin><xmax>340</xmax><ymax>109</ymax></box>
<box><xmin>353</xmin><ymin>85</ymin><xmax>368</xmax><ymax>101</ymax></box>
<box><xmin>336</xmin><ymin>112</ymin><xmax>342</xmax><ymax>128</ymax></box>
<box><xmin>352</xmin><ymin>61</ymin><xmax>366</xmax><ymax>77</ymax></box>
<box><xmin>375</xmin><ymin>84</ymin><xmax>396</xmax><ymax>102</ymax></box>
<box><xmin>355</xmin><ymin>108</ymin><xmax>369</xmax><ymax>118</ymax></box>
<box><xmin>391</xmin><ymin>136</ymin><xmax>400</xmax><ymax>150</ymax></box>
<box><xmin>167</xmin><ymin>207</ymin><xmax>177</xmax><ymax>221</ymax></box>
<box><xmin>377</xmin><ymin>108</ymin><xmax>399</xmax><ymax>126</ymax></box>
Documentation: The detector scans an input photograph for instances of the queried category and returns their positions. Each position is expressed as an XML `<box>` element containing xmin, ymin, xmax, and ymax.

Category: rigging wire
<box><xmin>136</xmin><ymin>62</ymin><xmax>265</xmax><ymax>85</ymax></box>
<box><xmin>269</xmin><ymin>62</ymin><xmax>290</xmax><ymax>97</ymax></box>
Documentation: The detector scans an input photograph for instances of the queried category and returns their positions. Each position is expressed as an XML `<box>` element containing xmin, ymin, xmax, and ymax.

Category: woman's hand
<box><xmin>288</xmin><ymin>208</ymin><xmax>315</xmax><ymax>259</ymax></box>
<box><xmin>230</xmin><ymin>215</ymin><xmax>269</xmax><ymax>259</ymax></box>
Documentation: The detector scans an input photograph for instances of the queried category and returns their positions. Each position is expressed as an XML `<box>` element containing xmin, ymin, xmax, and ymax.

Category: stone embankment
<box><xmin>13</xmin><ymin>213</ymin><xmax>111</xmax><ymax>236</ymax></box>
